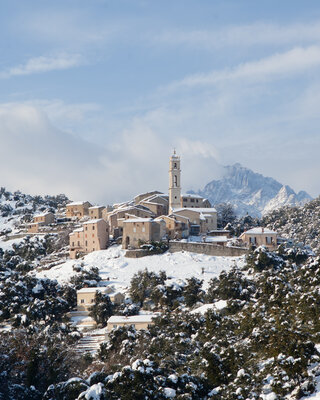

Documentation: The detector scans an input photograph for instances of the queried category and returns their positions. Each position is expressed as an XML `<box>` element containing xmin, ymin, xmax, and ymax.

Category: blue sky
<box><xmin>1</xmin><ymin>0</ymin><xmax>320</xmax><ymax>203</ymax></box>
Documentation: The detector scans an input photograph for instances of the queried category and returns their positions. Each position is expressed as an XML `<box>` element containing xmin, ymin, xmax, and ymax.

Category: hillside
<box><xmin>263</xmin><ymin>196</ymin><xmax>320</xmax><ymax>255</ymax></box>
<box><xmin>194</xmin><ymin>163</ymin><xmax>312</xmax><ymax>217</ymax></box>
<box><xmin>0</xmin><ymin>187</ymin><xmax>69</xmax><ymax>235</ymax></box>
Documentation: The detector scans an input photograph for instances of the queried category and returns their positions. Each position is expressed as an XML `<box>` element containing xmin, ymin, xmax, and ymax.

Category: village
<box><xmin>18</xmin><ymin>152</ymin><xmax>280</xmax><ymax>353</ymax></box>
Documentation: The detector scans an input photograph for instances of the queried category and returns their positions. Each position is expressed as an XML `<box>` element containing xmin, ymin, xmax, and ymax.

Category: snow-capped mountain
<box><xmin>194</xmin><ymin>163</ymin><xmax>312</xmax><ymax>217</ymax></box>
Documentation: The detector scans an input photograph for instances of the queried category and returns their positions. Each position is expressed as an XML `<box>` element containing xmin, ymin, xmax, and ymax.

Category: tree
<box><xmin>216</xmin><ymin>203</ymin><xmax>236</xmax><ymax>228</ymax></box>
<box><xmin>89</xmin><ymin>292</ymin><xmax>113</xmax><ymax>326</ymax></box>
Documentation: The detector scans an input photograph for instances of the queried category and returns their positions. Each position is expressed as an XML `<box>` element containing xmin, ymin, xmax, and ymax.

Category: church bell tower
<box><xmin>169</xmin><ymin>150</ymin><xmax>181</xmax><ymax>213</ymax></box>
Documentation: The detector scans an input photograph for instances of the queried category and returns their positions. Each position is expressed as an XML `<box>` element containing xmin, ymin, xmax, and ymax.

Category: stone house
<box><xmin>66</xmin><ymin>201</ymin><xmax>92</xmax><ymax>219</ymax></box>
<box><xmin>77</xmin><ymin>287</ymin><xmax>125</xmax><ymax>312</ymax></box>
<box><xmin>122</xmin><ymin>217</ymin><xmax>166</xmax><ymax>249</ymax></box>
<box><xmin>89</xmin><ymin>206</ymin><xmax>105</xmax><ymax>219</ymax></box>
<box><xmin>107</xmin><ymin>314</ymin><xmax>158</xmax><ymax>331</ymax></box>
<box><xmin>27</xmin><ymin>211</ymin><xmax>55</xmax><ymax>233</ymax></box>
<box><xmin>69</xmin><ymin>218</ymin><xmax>109</xmax><ymax>258</ymax></box>
<box><xmin>239</xmin><ymin>227</ymin><xmax>278</xmax><ymax>250</ymax></box>
<box><xmin>173</xmin><ymin>208</ymin><xmax>217</xmax><ymax>235</ymax></box>
<box><xmin>157</xmin><ymin>214</ymin><xmax>190</xmax><ymax>239</ymax></box>
<box><xmin>181</xmin><ymin>194</ymin><xmax>211</xmax><ymax>208</ymax></box>
<box><xmin>34</xmin><ymin>212</ymin><xmax>55</xmax><ymax>224</ymax></box>
<box><xmin>107</xmin><ymin>205</ymin><xmax>155</xmax><ymax>237</ymax></box>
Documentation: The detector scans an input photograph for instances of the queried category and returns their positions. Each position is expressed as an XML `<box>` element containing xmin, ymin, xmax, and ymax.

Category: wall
<box><xmin>168</xmin><ymin>241</ymin><xmax>248</xmax><ymax>257</ymax></box>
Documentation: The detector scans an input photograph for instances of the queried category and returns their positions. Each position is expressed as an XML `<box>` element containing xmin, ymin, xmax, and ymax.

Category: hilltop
<box><xmin>193</xmin><ymin>163</ymin><xmax>312</xmax><ymax>217</ymax></box>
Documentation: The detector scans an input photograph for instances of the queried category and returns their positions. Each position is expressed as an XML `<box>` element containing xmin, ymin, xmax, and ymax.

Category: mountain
<box><xmin>194</xmin><ymin>163</ymin><xmax>312</xmax><ymax>217</ymax></box>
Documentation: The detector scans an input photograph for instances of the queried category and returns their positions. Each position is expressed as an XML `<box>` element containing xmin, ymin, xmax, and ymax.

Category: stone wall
<box><xmin>168</xmin><ymin>241</ymin><xmax>248</xmax><ymax>257</ymax></box>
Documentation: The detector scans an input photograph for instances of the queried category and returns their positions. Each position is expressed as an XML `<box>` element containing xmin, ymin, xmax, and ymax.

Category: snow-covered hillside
<box><xmin>0</xmin><ymin>187</ymin><xmax>69</xmax><ymax>235</ymax></box>
<box><xmin>34</xmin><ymin>245</ymin><xmax>245</xmax><ymax>292</ymax></box>
<box><xmin>193</xmin><ymin>163</ymin><xmax>312</xmax><ymax>217</ymax></box>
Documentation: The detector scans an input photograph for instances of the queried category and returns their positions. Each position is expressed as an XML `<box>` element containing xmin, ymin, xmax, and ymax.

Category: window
<box><xmin>190</xmin><ymin>199</ymin><xmax>195</xmax><ymax>203</ymax></box>
<box><xmin>133</xmin><ymin>227</ymin><xmax>136</xmax><ymax>232</ymax></box>
<box><xmin>77</xmin><ymin>241</ymin><xmax>80</xmax><ymax>246</ymax></box>
<box><xmin>174</xmin><ymin>175</ymin><xmax>177</xmax><ymax>187</ymax></box>
<box><xmin>249</xmin><ymin>236</ymin><xmax>257</xmax><ymax>244</ymax></box>
<box><xmin>266</xmin><ymin>237</ymin><xmax>272</xmax><ymax>244</ymax></box>
<box><xmin>85</xmin><ymin>226</ymin><xmax>87</xmax><ymax>231</ymax></box>
<box><xmin>142</xmin><ymin>227</ymin><xmax>145</xmax><ymax>232</ymax></box>
<box><xmin>196</xmin><ymin>199</ymin><xmax>199</xmax><ymax>203</ymax></box>
<box><xmin>80</xmin><ymin>299</ymin><xmax>84</xmax><ymax>303</ymax></box>
<box><xmin>113</xmin><ymin>324</ymin><xmax>117</xmax><ymax>329</ymax></box>
<box><xmin>174</xmin><ymin>162</ymin><xmax>177</xmax><ymax>168</ymax></box>
<box><xmin>85</xmin><ymin>240</ymin><xmax>88</xmax><ymax>246</ymax></box>
<box><xmin>91</xmin><ymin>299</ymin><xmax>94</xmax><ymax>303</ymax></box>
<box><xmin>72</xmin><ymin>241</ymin><xmax>74</xmax><ymax>246</ymax></box>
<box><xmin>92</xmin><ymin>226</ymin><xmax>95</xmax><ymax>230</ymax></box>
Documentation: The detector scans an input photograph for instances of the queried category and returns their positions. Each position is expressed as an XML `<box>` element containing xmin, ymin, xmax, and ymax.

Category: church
<box><xmin>120</xmin><ymin>151</ymin><xmax>218</xmax><ymax>249</ymax></box>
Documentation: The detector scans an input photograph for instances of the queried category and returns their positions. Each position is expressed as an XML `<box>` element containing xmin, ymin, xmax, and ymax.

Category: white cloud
<box><xmin>156</xmin><ymin>21</ymin><xmax>320</xmax><ymax>49</ymax></box>
<box><xmin>0</xmin><ymin>53</ymin><xmax>83</xmax><ymax>79</ymax></box>
<box><xmin>169</xmin><ymin>46</ymin><xmax>320</xmax><ymax>89</ymax></box>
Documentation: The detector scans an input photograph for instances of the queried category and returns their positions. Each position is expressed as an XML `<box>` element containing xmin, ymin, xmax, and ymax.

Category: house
<box><xmin>89</xmin><ymin>206</ymin><xmax>105</xmax><ymax>219</ymax></box>
<box><xmin>157</xmin><ymin>214</ymin><xmax>190</xmax><ymax>239</ymax></box>
<box><xmin>181</xmin><ymin>194</ymin><xmax>211</xmax><ymax>208</ymax></box>
<box><xmin>134</xmin><ymin>191</ymin><xmax>163</xmax><ymax>205</ymax></box>
<box><xmin>173</xmin><ymin>208</ymin><xmax>218</xmax><ymax>235</ymax></box>
<box><xmin>66</xmin><ymin>201</ymin><xmax>92</xmax><ymax>219</ymax></box>
<box><xmin>107</xmin><ymin>205</ymin><xmax>155</xmax><ymax>237</ymax></box>
<box><xmin>122</xmin><ymin>217</ymin><xmax>166</xmax><ymax>249</ymax></box>
<box><xmin>33</xmin><ymin>211</ymin><xmax>55</xmax><ymax>224</ymax></box>
<box><xmin>69</xmin><ymin>218</ymin><xmax>109</xmax><ymax>258</ymax></box>
<box><xmin>107</xmin><ymin>314</ymin><xmax>158</xmax><ymax>331</ymax></box>
<box><xmin>27</xmin><ymin>211</ymin><xmax>55</xmax><ymax>233</ymax></box>
<box><xmin>77</xmin><ymin>287</ymin><xmax>125</xmax><ymax>312</ymax></box>
<box><xmin>239</xmin><ymin>227</ymin><xmax>278</xmax><ymax>250</ymax></box>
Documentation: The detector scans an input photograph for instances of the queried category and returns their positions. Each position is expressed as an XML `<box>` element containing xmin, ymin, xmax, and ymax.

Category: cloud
<box><xmin>169</xmin><ymin>46</ymin><xmax>320</xmax><ymax>89</ymax></box>
<box><xmin>0</xmin><ymin>53</ymin><xmax>83</xmax><ymax>78</ymax></box>
<box><xmin>155</xmin><ymin>21</ymin><xmax>320</xmax><ymax>49</ymax></box>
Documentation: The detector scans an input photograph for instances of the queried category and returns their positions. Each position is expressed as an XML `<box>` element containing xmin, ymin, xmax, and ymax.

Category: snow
<box><xmin>0</xmin><ymin>237</ymin><xmax>24</xmax><ymax>251</ymax></box>
<box><xmin>33</xmin><ymin>245</ymin><xmax>245</xmax><ymax>292</ymax></box>
<box><xmin>83</xmin><ymin>383</ymin><xmax>105</xmax><ymax>399</ymax></box>
<box><xmin>163</xmin><ymin>388</ymin><xmax>176</xmax><ymax>398</ymax></box>
<box><xmin>173</xmin><ymin>207</ymin><xmax>217</xmax><ymax>213</ymax></box>
<box><xmin>244</xmin><ymin>227</ymin><xmax>277</xmax><ymax>235</ymax></box>
<box><xmin>107</xmin><ymin>314</ymin><xmax>158</xmax><ymax>324</ymax></box>
<box><xmin>77</xmin><ymin>287</ymin><xmax>109</xmax><ymax>293</ymax></box>
<box><xmin>191</xmin><ymin>300</ymin><xmax>227</xmax><ymax>315</ymax></box>
<box><xmin>82</xmin><ymin>219</ymin><xmax>105</xmax><ymax>225</ymax></box>
<box><xmin>123</xmin><ymin>218</ymin><xmax>154</xmax><ymax>223</ymax></box>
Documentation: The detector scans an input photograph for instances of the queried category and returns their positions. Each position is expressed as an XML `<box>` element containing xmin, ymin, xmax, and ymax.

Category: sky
<box><xmin>1</xmin><ymin>0</ymin><xmax>320</xmax><ymax>204</ymax></box>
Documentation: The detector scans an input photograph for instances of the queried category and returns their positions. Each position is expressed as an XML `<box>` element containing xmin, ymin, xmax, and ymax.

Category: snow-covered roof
<box><xmin>77</xmin><ymin>287</ymin><xmax>109</xmax><ymax>294</ymax></box>
<box><xmin>67</xmin><ymin>201</ymin><xmax>88</xmax><ymax>206</ymax></box>
<box><xmin>108</xmin><ymin>205</ymin><xmax>154</xmax><ymax>217</ymax></box>
<box><xmin>173</xmin><ymin>207</ymin><xmax>217</xmax><ymax>213</ymax></box>
<box><xmin>89</xmin><ymin>205</ymin><xmax>105</xmax><ymax>210</ymax></box>
<box><xmin>243</xmin><ymin>227</ymin><xmax>277</xmax><ymax>235</ymax></box>
<box><xmin>70</xmin><ymin>227</ymin><xmax>84</xmax><ymax>234</ymax></box>
<box><xmin>107</xmin><ymin>314</ymin><xmax>158</xmax><ymax>324</ymax></box>
<box><xmin>123</xmin><ymin>218</ymin><xmax>154</xmax><ymax>223</ymax></box>
<box><xmin>205</xmin><ymin>236</ymin><xmax>228</xmax><ymax>242</ymax></box>
<box><xmin>34</xmin><ymin>211</ymin><xmax>53</xmax><ymax>217</ymax></box>
<box><xmin>82</xmin><ymin>218</ymin><xmax>105</xmax><ymax>225</ymax></box>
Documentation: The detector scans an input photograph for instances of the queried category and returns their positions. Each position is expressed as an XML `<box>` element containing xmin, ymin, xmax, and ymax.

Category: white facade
<box><xmin>169</xmin><ymin>151</ymin><xmax>181</xmax><ymax>213</ymax></box>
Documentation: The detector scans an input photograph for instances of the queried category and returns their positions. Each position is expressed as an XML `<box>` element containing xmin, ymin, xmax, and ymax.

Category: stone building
<box><xmin>239</xmin><ymin>227</ymin><xmax>278</xmax><ymax>250</ymax></box>
<box><xmin>122</xmin><ymin>217</ymin><xmax>166</xmax><ymax>249</ymax></box>
<box><xmin>69</xmin><ymin>218</ymin><xmax>109</xmax><ymax>258</ymax></box>
<box><xmin>66</xmin><ymin>201</ymin><xmax>92</xmax><ymax>219</ymax></box>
